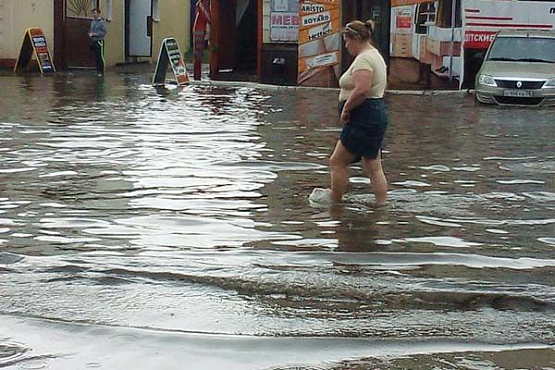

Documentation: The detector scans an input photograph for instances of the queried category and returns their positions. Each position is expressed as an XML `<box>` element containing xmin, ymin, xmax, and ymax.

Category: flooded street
<box><xmin>1</xmin><ymin>71</ymin><xmax>554</xmax><ymax>369</ymax></box>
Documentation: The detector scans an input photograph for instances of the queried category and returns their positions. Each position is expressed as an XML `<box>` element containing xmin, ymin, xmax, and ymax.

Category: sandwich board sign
<box><xmin>152</xmin><ymin>38</ymin><xmax>189</xmax><ymax>86</ymax></box>
<box><xmin>14</xmin><ymin>28</ymin><xmax>56</xmax><ymax>74</ymax></box>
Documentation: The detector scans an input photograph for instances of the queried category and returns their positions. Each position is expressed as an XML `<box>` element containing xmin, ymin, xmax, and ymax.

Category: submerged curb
<box><xmin>189</xmin><ymin>79</ymin><xmax>472</xmax><ymax>96</ymax></box>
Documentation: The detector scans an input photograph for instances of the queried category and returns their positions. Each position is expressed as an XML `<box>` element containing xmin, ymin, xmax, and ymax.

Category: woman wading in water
<box><xmin>312</xmin><ymin>20</ymin><xmax>389</xmax><ymax>206</ymax></box>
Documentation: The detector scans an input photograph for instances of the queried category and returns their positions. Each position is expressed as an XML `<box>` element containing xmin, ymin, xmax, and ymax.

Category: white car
<box><xmin>475</xmin><ymin>29</ymin><xmax>555</xmax><ymax>106</ymax></box>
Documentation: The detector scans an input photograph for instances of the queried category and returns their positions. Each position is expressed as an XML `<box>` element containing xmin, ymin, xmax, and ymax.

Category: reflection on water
<box><xmin>0</xmin><ymin>72</ymin><xmax>554</xmax><ymax>368</ymax></box>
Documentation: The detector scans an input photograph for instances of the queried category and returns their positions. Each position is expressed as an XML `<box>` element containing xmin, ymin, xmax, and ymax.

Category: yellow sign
<box><xmin>298</xmin><ymin>0</ymin><xmax>341</xmax><ymax>87</ymax></box>
<box><xmin>14</xmin><ymin>28</ymin><xmax>56</xmax><ymax>74</ymax></box>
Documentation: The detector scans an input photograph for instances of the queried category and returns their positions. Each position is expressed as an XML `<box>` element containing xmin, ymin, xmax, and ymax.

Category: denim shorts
<box><xmin>338</xmin><ymin>98</ymin><xmax>388</xmax><ymax>160</ymax></box>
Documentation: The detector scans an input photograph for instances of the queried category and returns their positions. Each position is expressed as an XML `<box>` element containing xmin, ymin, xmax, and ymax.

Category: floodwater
<box><xmin>0</xmin><ymin>71</ymin><xmax>554</xmax><ymax>370</ymax></box>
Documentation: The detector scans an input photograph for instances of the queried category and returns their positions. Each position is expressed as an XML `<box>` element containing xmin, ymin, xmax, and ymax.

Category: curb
<box><xmin>189</xmin><ymin>79</ymin><xmax>472</xmax><ymax>96</ymax></box>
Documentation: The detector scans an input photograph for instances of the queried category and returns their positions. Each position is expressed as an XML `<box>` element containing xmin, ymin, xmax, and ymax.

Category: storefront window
<box><xmin>66</xmin><ymin>0</ymin><xmax>94</xmax><ymax>17</ymax></box>
<box><xmin>415</xmin><ymin>2</ymin><xmax>436</xmax><ymax>34</ymax></box>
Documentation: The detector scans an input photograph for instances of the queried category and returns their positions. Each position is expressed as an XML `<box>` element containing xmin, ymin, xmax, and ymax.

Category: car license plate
<box><xmin>503</xmin><ymin>90</ymin><xmax>533</xmax><ymax>97</ymax></box>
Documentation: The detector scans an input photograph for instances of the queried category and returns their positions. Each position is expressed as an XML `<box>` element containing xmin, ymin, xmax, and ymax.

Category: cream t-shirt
<box><xmin>338</xmin><ymin>48</ymin><xmax>387</xmax><ymax>101</ymax></box>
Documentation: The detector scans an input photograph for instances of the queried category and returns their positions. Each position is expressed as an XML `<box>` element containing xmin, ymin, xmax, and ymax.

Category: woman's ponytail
<box><xmin>365</xmin><ymin>20</ymin><xmax>375</xmax><ymax>36</ymax></box>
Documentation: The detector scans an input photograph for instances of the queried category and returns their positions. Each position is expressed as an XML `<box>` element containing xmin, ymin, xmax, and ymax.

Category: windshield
<box><xmin>487</xmin><ymin>37</ymin><xmax>555</xmax><ymax>63</ymax></box>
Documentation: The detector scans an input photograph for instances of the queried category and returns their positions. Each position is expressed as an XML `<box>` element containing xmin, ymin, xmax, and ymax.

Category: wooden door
<box><xmin>65</xmin><ymin>0</ymin><xmax>96</xmax><ymax>68</ymax></box>
<box><xmin>210</xmin><ymin>0</ymin><xmax>238</xmax><ymax>76</ymax></box>
<box><xmin>360</xmin><ymin>0</ymin><xmax>391</xmax><ymax>63</ymax></box>
<box><xmin>341</xmin><ymin>0</ymin><xmax>391</xmax><ymax>71</ymax></box>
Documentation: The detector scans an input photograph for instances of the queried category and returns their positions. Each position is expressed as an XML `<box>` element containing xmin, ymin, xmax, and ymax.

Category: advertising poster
<box><xmin>389</xmin><ymin>0</ymin><xmax>463</xmax><ymax>88</ymax></box>
<box><xmin>29</xmin><ymin>29</ymin><xmax>55</xmax><ymax>74</ymax></box>
<box><xmin>14</xmin><ymin>28</ymin><xmax>56</xmax><ymax>74</ymax></box>
<box><xmin>152</xmin><ymin>38</ymin><xmax>189</xmax><ymax>86</ymax></box>
<box><xmin>463</xmin><ymin>0</ymin><xmax>555</xmax><ymax>49</ymax></box>
<box><xmin>270</xmin><ymin>0</ymin><xmax>300</xmax><ymax>42</ymax></box>
<box><xmin>298</xmin><ymin>0</ymin><xmax>341</xmax><ymax>87</ymax></box>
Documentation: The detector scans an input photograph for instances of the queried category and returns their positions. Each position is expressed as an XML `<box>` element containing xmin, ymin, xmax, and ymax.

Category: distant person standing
<box><xmin>89</xmin><ymin>8</ymin><xmax>107</xmax><ymax>76</ymax></box>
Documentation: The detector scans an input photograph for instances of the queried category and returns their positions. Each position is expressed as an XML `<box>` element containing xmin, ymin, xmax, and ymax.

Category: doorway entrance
<box><xmin>210</xmin><ymin>0</ymin><xmax>259</xmax><ymax>81</ymax></box>
<box><xmin>61</xmin><ymin>0</ymin><xmax>97</xmax><ymax>68</ymax></box>
<box><xmin>341</xmin><ymin>0</ymin><xmax>391</xmax><ymax>72</ymax></box>
<box><xmin>126</xmin><ymin>0</ymin><xmax>153</xmax><ymax>58</ymax></box>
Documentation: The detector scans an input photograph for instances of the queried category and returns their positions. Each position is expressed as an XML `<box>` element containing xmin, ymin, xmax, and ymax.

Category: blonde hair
<box><xmin>343</xmin><ymin>20</ymin><xmax>375</xmax><ymax>41</ymax></box>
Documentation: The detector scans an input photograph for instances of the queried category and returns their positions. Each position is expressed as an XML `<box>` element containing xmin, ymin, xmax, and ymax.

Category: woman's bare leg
<box><xmin>329</xmin><ymin>141</ymin><xmax>357</xmax><ymax>203</ymax></box>
<box><xmin>363</xmin><ymin>150</ymin><xmax>388</xmax><ymax>206</ymax></box>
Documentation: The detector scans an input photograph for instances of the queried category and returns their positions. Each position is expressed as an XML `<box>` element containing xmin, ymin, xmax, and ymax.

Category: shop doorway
<box><xmin>60</xmin><ymin>0</ymin><xmax>97</xmax><ymax>68</ymax></box>
<box><xmin>210</xmin><ymin>0</ymin><xmax>259</xmax><ymax>81</ymax></box>
<box><xmin>341</xmin><ymin>0</ymin><xmax>391</xmax><ymax>72</ymax></box>
<box><xmin>126</xmin><ymin>0</ymin><xmax>153</xmax><ymax>58</ymax></box>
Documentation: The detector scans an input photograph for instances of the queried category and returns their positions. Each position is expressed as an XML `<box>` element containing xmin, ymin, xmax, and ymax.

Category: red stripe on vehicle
<box><xmin>466</xmin><ymin>22</ymin><xmax>553</xmax><ymax>28</ymax></box>
<box><xmin>466</xmin><ymin>16</ymin><xmax>513</xmax><ymax>20</ymax></box>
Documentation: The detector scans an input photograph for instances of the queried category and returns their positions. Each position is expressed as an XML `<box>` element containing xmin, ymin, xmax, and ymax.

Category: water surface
<box><xmin>0</xmin><ymin>71</ymin><xmax>554</xmax><ymax>369</ymax></box>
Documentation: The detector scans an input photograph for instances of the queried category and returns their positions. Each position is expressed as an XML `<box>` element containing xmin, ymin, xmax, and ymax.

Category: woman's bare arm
<box><xmin>341</xmin><ymin>69</ymin><xmax>373</xmax><ymax>123</ymax></box>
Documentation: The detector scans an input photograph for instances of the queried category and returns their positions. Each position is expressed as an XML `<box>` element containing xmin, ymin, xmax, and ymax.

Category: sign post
<box><xmin>14</xmin><ymin>28</ymin><xmax>56</xmax><ymax>74</ymax></box>
<box><xmin>152</xmin><ymin>38</ymin><xmax>190</xmax><ymax>86</ymax></box>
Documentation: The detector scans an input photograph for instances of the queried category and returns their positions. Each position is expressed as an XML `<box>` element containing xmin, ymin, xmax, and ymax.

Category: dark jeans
<box><xmin>90</xmin><ymin>40</ymin><xmax>105</xmax><ymax>74</ymax></box>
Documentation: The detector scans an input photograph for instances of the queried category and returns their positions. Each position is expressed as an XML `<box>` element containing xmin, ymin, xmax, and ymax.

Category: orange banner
<box><xmin>298</xmin><ymin>17</ymin><xmax>341</xmax><ymax>45</ymax></box>
<box><xmin>298</xmin><ymin>0</ymin><xmax>341</xmax><ymax>87</ymax></box>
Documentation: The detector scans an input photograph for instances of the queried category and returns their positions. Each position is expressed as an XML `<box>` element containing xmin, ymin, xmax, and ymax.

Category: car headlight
<box><xmin>543</xmin><ymin>78</ymin><xmax>555</xmax><ymax>88</ymax></box>
<box><xmin>478</xmin><ymin>74</ymin><xmax>497</xmax><ymax>87</ymax></box>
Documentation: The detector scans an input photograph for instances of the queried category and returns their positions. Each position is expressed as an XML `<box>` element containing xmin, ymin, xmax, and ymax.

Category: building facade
<box><xmin>208</xmin><ymin>0</ymin><xmax>391</xmax><ymax>87</ymax></box>
<box><xmin>0</xmin><ymin>0</ymin><xmax>54</xmax><ymax>67</ymax></box>
<box><xmin>206</xmin><ymin>0</ymin><xmax>554</xmax><ymax>89</ymax></box>
<box><xmin>0</xmin><ymin>0</ymin><xmax>191</xmax><ymax>70</ymax></box>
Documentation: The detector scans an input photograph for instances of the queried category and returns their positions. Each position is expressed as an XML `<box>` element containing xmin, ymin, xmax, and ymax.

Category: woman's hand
<box><xmin>340</xmin><ymin>108</ymin><xmax>350</xmax><ymax>124</ymax></box>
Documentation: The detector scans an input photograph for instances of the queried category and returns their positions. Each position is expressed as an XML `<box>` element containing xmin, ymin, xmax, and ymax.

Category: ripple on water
<box><xmin>268</xmin><ymin>366</ymin><xmax>325</xmax><ymax>370</ymax></box>
<box><xmin>0</xmin><ymin>341</ymin><xmax>29</xmax><ymax>367</ymax></box>
<box><xmin>538</xmin><ymin>238</ymin><xmax>555</xmax><ymax>246</ymax></box>
<box><xmin>0</xmin><ymin>252</ymin><xmax>25</xmax><ymax>264</ymax></box>
<box><xmin>420</xmin><ymin>165</ymin><xmax>451</xmax><ymax>172</ymax></box>
<box><xmin>523</xmin><ymin>192</ymin><xmax>555</xmax><ymax>202</ymax></box>
<box><xmin>383</xmin><ymin>190</ymin><xmax>478</xmax><ymax>217</ymax></box>
<box><xmin>453</xmin><ymin>166</ymin><xmax>480</xmax><ymax>172</ymax></box>
<box><xmin>486</xmin><ymin>229</ymin><xmax>509</xmax><ymax>235</ymax></box>
<box><xmin>38</xmin><ymin>171</ymin><xmax>79</xmax><ymax>178</ymax></box>
<box><xmin>499</xmin><ymin>161</ymin><xmax>555</xmax><ymax>174</ymax></box>
<box><xmin>496</xmin><ymin>179</ymin><xmax>545</xmax><ymax>185</ymax></box>
<box><xmin>482</xmin><ymin>192</ymin><xmax>525</xmax><ymax>201</ymax></box>
<box><xmin>392</xmin><ymin>180</ymin><xmax>431</xmax><ymax>187</ymax></box>
<box><xmin>402</xmin><ymin>236</ymin><xmax>482</xmax><ymax>248</ymax></box>
<box><xmin>416</xmin><ymin>216</ymin><xmax>462</xmax><ymax>228</ymax></box>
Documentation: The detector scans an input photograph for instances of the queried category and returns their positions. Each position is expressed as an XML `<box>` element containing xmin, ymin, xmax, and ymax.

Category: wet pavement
<box><xmin>0</xmin><ymin>69</ymin><xmax>554</xmax><ymax>369</ymax></box>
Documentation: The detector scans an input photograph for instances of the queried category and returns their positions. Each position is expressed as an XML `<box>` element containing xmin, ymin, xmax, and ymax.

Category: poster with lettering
<box><xmin>270</xmin><ymin>0</ymin><xmax>300</xmax><ymax>42</ymax></box>
<box><xmin>152</xmin><ymin>38</ymin><xmax>189</xmax><ymax>86</ymax></box>
<box><xmin>297</xmin><ymin>0</ymin><xmax>341</xmax><ymax>87</ymax></box>
<box><xmin>14</xmin><ymin>28</ymin><xmax>56</xmax><ymax>74</ymax></box>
